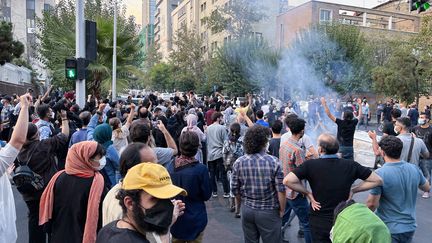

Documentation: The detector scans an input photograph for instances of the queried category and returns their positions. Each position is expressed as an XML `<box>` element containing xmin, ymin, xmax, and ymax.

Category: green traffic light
<box><xmin>66</xmin><ymin>69</ymin><xmax>76</xmax><ymax>79</ymax></box>
<box><xmin>424</xmin><ymin>2</ymin><xmax>430</xmax><ymax>10</ymax></box>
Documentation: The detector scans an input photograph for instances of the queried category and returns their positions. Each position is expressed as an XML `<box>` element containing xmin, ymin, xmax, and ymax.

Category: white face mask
<box><xmin>418</xmin><ymin>119</ymin><xmax>426</xmax><ymax>125</ymax></box>
<box><xmin>394</xmin><ymin>127</ymin><xmax>399</xmax><ymax>135</ymax></box>
<box><xmin>94</xmin><ymin>156</ymin><xmax>106</xmax><ymax>171</ymax></box>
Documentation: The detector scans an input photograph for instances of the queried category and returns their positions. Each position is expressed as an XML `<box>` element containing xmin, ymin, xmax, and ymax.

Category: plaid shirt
<box><xmin>279</xmin><ymin>138</ymin><xmax>306</xmax><ymax>199</ymax></box>
<box><xmin>231</xmin><ymin>152</ymin><xmax>285</xmax><ymax>210</ymax></box>
<box><xmin>1</xmin><ymin>104</ymin><xmax>14</xmax><ymax>129</ymax></box>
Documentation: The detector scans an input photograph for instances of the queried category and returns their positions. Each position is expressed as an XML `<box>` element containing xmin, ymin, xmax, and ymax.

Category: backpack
<box><xmin>12</xmin><ymin>149</ymin><xmax>45</xmax><ymax>195</ymax></box>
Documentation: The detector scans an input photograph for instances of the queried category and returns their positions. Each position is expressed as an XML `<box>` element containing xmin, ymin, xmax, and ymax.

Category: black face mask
<box><xmin>132</xmin><ymin>199</ymin><xmax>174</xmax><ymax>235</ymax></box>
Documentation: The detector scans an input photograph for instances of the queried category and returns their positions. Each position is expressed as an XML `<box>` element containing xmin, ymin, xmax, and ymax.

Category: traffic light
<box><xmin>410</xmin><ymin>0</ymin><xmax>430</xmax><ymax>13</ymax></box>
<box><xmin>65</xmin><ymin>58</ymin><xmax>77</xmax><ymax>80</ymax></box>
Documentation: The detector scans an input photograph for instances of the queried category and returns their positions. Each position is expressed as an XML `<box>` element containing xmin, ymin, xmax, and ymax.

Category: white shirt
<box><xmin>0</xmin><ymin>144</ymin><xmax>19</xmax><ymax>243</ymax></box>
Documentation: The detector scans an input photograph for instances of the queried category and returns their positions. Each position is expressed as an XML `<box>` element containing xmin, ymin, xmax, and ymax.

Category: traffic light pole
<box><xmin>76</xmin><ymin>0</ymin><xmax>86</xmax><ymax>108</ymax></box>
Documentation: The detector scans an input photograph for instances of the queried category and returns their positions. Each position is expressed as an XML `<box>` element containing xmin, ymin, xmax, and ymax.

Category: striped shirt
<box><xmin>231</xmin><ymin>152</ymin><xmax>285</xmax><ymax>210</ymax></box>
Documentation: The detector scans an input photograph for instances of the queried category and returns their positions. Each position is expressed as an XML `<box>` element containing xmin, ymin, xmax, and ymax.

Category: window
<box><xmin>212</xmin><ymin>0</ymin><xmax>218</xmax><ymax>4</ymax></box>
<box><xmin>26</xmin><ymin>0</ymin><xmax>35</xmax><ymax>10</ymax></box>
<box><xmin>320</xmin><ymin>9</ymin><xmax>332</xmax><ymax>22</ymax></box>
<box><xmin>211</xmin><ymin>41</ymin><xmax>218</xmax><ymax>52</ymax></box>
<box><xmin>26</xmin><ymin>18</ymin><xmax>35</xmax><ymax>28</ymax></box>
<box><xmin>201</xmin><ymin>2</ymin><xmax>207</xmax><ymax>12</ymax></box>
<box><xmin>44</xmin><ymin>4</ymin><xmax>53</xmax><ymax>11</ymax></box>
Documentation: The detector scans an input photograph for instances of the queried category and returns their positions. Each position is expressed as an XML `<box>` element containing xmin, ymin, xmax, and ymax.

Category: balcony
<box><xmin>156</xmin><ymin>0</ymin><xmax>163</xmax><ymax>7</ymax></box>
<box><xmin>155</xmin><ymin>8</ymin><xmax>161</xmax><ymax>18</ymax></box>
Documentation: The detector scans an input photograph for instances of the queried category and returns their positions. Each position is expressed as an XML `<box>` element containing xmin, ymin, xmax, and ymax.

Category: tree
<box><xmin>372</xmin><ymin>17</ymin><xmax>432</xmax><ymax>104</ymax></box>
<box><xmin>36</xmin><ymin>0</ymin><xmax>143</xmax><ymax>96</ymax></box>
<box><xmin>0</xmin><ymin>21</ymin><xmax>24</xmax><ymax>64</ymax></box>
<box><xmin>148</xmin><ymin>63</ymin><xmax>174</xmax><ymax>91</ymax></box>
<box><xmin>204</xmin><ymin>38</ymin><xmax>279</xmax><ymax>96</ymax></box>
<box><xmin>169</xmin><ymin>26</ymin><xmax>204</xmax><ymax>91</ymax></box>
<box><xmin>203</xmin><ymin>0</ymin><xmax>267</xmax><ymax>38</ymax></box>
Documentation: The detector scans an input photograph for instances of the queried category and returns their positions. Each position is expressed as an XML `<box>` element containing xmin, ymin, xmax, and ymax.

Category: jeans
<box><xmin>283</xmin><ymin>195</ymin><xmax>312</xmax><ymax>243</ymax></box>
<box><xmin>391</xmin><ymin>231</ymin><xmax>414</xmax><ymax>243</ymax></box>
<box><xmin>25</xmin><ymin>199</ymin><xmax>47</xmax><ymax>243</ymax></box>
<box><xmin>241</xmin><ymin>205</ymin><xmax>282</xmax><ymax>243</ymax></box>
<box><xmin>208</xmin><ymin>158</ymin><xmax>229</xmax><ymax>194</ymax></box>
<box><xmin>339</xmin><ymin>146</ymin><xmax>354</xmax><ymax>160</ymax></box>
<box><xmin>419</xmin><ymin>159</ymin><xmax>431</xmax><ymax>184</ymax></box>
<box><xmin>358</xmin><ymin>114</ymin><xmax>369</xmax><ymax>129</ymax></box>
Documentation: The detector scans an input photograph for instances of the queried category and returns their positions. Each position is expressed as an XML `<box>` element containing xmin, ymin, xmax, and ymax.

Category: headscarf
<box><xmin>93</xmin><ymin>124</ymin><xmax>113</xmax><ymax>149</ymax></box>
<box><xmin>39</xmin><ymin>141</ymin><xmax>104</xmax><ymax>243</ymax></box>
<box><xmin>186</xmin><ymin>114</ymin><xmax>198</xmax><ymax>130</ymax></box>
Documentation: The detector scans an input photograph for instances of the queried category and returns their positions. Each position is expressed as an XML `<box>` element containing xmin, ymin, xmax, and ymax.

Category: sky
<box><xmin>122</xmin><ymin>0</ymin><xmax>385</xmax><ymax>27</ymax></box>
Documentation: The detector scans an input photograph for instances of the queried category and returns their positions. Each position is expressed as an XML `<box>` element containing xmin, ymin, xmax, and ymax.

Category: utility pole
<box><xmin>76</xmin><ymin>0</ymin><xmax>86</xmax><ymax>108</ymax></box>
<box><xmin>112</xmin><ymin>0</ymin><xmax>118</xmax><ymax>101</ymax></box>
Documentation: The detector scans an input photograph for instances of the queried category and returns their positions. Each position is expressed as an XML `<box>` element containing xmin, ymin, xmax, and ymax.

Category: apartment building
<box><xmin>142</xmin><ymin>0</ymin><xmax>157</xmax><ymax>50</ymax></box>
<box><xmin>168</xmin><ymin>0</ymin><xmax>281</xmax><ymax>60</ymax></box>
<box><xmin>154</xmin><ymin>0</ymin><xmax>179</xmax><ymax>61</ymax></box>
<box><xmin>373</xmin><ymin>0</ymin><xmax>432</xmax><ymax>16</ymax></box>
<box><xmin>276</xmin><ymin>1</ymin><xmax>421</xmax><ymax>49</ymax></box>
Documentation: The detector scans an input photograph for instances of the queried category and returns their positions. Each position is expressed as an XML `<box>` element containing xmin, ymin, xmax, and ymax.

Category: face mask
<box><xmin>393</xmin><ymin>127</ymin><xmax>399</xmax><ymax>135</ymax></box>
<box><xmin>418</xmin><ymin>119</ymin><xmax>426</xmax><ymax>125</ymax></box>
<box><xmin>137</xmin><ymin>199</ymin><xmax>174</xmax><ymax>232</ymax></box>
<box><xmin>94</xmin><ymin>156</ymin><xmax>106</xmax><ymax>170</ymax></box>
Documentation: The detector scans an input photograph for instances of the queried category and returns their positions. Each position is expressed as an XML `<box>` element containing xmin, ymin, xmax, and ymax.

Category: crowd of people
<box><xmin>0</xmin><ymin>88</ymin><xmax>430</xmax><ymax>243</ymax></box>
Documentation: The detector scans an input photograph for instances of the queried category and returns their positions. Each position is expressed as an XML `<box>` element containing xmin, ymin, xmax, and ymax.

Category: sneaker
<box><xmin>223</xmin><ymin>193</ymin><xmax>230</xmax><ymax>198</ymax></box>
<box><xmin>422</xmin><ymin>192</ymin><xmax>430</xmax><ymax>199</ymax></box>
<box><xmin>297</xmin><ymin>230</ymin><xmax>304</xmax><ymax>238</ymax></box>
<box><xmin>212</xmin><ymin>192</ymin><xmax>218</xmax><ymax>198</ymax></box>
<box><xmin>230</xmin><ymin>206</ymin><xmax>235</xmax><ymax>212</ymax></box>
<box><xmin>235</xmin><ymin>213</ymin><xmax>241</xmax><ymax>218</ymax></box>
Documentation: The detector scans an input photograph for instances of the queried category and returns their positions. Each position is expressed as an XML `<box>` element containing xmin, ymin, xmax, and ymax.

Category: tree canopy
<box><xmin>0</xmin><ymin>21</ymin><xmax>24</xmax><ymax>65</ymax></box>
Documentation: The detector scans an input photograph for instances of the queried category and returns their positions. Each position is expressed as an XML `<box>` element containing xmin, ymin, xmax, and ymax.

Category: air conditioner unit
<box><xmin>27</xmin><ymin>28</ymin><xmax>36</xmax><ymax>34</ymax></box>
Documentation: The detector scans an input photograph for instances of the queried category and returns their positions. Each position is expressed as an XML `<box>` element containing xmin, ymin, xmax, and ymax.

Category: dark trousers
<box><xmin>339</xmin><ymin>146</ymin><xmax>354</xmax><ymax>160</ymax></box>
<box><xmin>241</xmin><ymin>205</ymin><xmax>282</xmax><ymax>243</ymax></box>
<box><xmin>25</xmin><ymin>199</ymin><xmax>47</xmax><ymax>243</ymax></box>
<box><xmin>208</xmin><ymin>158</ymin><xmax>229</xmax><ymax>194</ymax></box>
<box><xmin>0</xmin><ymin>127</ymin><xmax>11</xmax><ymax>141</ymax></box>
<box><xmin>309</xmin><ymin>214</ymin><xmax>332</xmax><ymax>243</ymax></box>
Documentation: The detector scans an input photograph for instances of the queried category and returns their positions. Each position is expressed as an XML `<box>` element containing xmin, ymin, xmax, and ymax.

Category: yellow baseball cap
<box><xmin>122</xmin><ymin>162</ymin><xmax>187</xmax><ymax>199</ymax></box>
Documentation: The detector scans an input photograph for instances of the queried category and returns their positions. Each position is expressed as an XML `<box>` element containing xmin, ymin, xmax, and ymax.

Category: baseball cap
<box><xmin>122</xmin><ymin>163</ymin><xmax>187</xmax><ymax>199</ymax></box>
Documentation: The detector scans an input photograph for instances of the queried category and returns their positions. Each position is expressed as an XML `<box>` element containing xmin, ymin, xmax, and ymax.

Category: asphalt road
<box><xmin>13</xmin><ymin>183</ymin><xmax>432</xmax><ymax>243</ymax></box>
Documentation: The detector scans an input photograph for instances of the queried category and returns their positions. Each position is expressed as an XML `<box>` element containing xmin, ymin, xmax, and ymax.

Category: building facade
<box><xmin>169</xmin><ymin>0</ymin><xmax>282</xmax><ymax>60</ymax></box>
<box><xmin>276</xmin><ymin>1</ymin><xmax>421</xmax><ymax>49</ymax></box>
<box><xmin>142</xmin><ymin>0</ymin><xmax>156</xmax><ymax>50</ymax></box>
<box><xmin>373</xmin><ymin>0</ymin><xmax>432</xmax><ymax>16</ymax></box>
<box><xmin>154</xmin><ymin>0</ymin><xmax>179</xmax><ymax>61</ymax></box>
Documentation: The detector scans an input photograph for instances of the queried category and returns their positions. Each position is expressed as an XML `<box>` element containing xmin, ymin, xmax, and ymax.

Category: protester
<box><xmin>283</xmin><ymin>133</ymin><xmax>382</xmax><ymax>242</ymax></box>
<box><xmin>281</xmin><ymin>114</ymin><xmax>318</xmax><ymax>160</ymax></box>
<box><xmin>223</xmin><ymin>122</ymin><xmax>244</xmax><ymax>217</ymax></box>
<box><xmin>382</xmin><ymin>109</ymin><xmax>402</xmax><ymax>136</ymax></box>
<box><xmin>181</xmin><ymin>114</ymin><xmax>206</xmax><ymax>163</ymax></box>
<box><xmin>129</xmin><ymin>122</ymin><xmax>178</xmax><ymax>167</ymax></box>
<box><xmin>110</xmin><ymin>103</ymin><xmax>135</xmax><ymax>153</ymax></box>
<box><xmin>206</xmin><ymin>112</ymin><xmax>229</xmax><ymax>198</ymax></box>
<box><xmin>93</xmin><ymin>123</ymin><xmax>120</xmax><ymax>188</ymax></box>
<box><xmin>39</xmin><ymin>141</ymin><xmax>108</xmax><ymax>243</ymax></box>
<box><xmin>331</xmin><ymin>200</ymin><xmax>391</xmax><ymax>243</ymax></box>
<box><xmin>69</xmin><ymin>111</ymin><xmax>92</xmax><ymax>147</ymax></box>
<box><xmin>97</xmin><ymin>163</ymin><xmax>187</xmax><ymax>243</ymax></box>
<box><xmin>367</xmin><ymin>136</ymin><xmax>430</xmax><ymax>243</ymax></box>
<box><xmin>35</xmin><ymin>104</ymin><xmax>55</xmax><ymax>140</ymax></box>
<box><xmin>255</xmin><ymin>110</ymin><xmax>269</xmax><ymax>127</ymax></box>
<box><xmin>268</xmin><ymin>120</ymin><xmax>283</xmax><ymax>158</ymax></box>
<box><xmin>394</xmin><ymin>117</ymin><xmax>429</xmax><ymax>165</ymax></box>
<box><xmin>321</xmin><ymin>97</ymin><xmax>362</xmax><ymax>160</ymax></box>
<box><xmin>279</xmin><ymin>117</ymin><xmax>312</xmax><ymax>243</ymax></box>
<box><xmin>231</xmin><ymin>125</ymin><xmax>286</xmax><ymax>243</ymax></box>
<box><xmin>15</xmin><ymin>109</ymin><xmax>69</xmax><ymax>243</ymax></box>
<box><xmin>0</xmin><ymin>95</ymin><xmax>14</xmax><ymax>141</ymax></box>
<box><xmin>413</xmin><ymin>112</ymin><xmax>432</xmax><ymax>198</ymax></box>
<box><xmin>0</xmin><ymin>94</ymin><xmax>30</xmax><ymax>243</ymax></box>
<box><xmin>168</xmin><ymin>132</ymin><xmax>212</xmax><ymax>242</ymax></box>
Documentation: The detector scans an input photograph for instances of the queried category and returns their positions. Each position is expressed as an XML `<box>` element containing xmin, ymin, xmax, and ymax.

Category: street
<box><xmin>14</xmin><ymin>181</ymin><xmax>432</xmax><ymax>243</ymax></box>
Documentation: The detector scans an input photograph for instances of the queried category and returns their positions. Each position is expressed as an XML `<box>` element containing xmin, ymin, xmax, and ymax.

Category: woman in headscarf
<box><xmin>181</xmin><ymin>114</ymin><xmax>206</xmax><ymax>163</ymax></box>
<box><xmin>39</xmin><ymin>141</ymin><xmax>108</xmax><ymax>243</ymax></box>
<box><xmin>93</xmin><ymin>124</ymin><xmax>120</xmax><ymax>188</ymax></box>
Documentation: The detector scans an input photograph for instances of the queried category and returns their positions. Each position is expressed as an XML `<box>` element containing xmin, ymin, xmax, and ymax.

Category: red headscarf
<box><xmin>39</xmin><ymin>141</ymin><xmax>104</xmax><ymax>243</ymax></box>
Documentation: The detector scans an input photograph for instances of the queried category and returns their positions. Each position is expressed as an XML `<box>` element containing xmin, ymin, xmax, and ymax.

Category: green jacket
<box><xmin>332</xmin><ymin>203</ymin><xmax>391</xmax><ymax>243</ymax></box>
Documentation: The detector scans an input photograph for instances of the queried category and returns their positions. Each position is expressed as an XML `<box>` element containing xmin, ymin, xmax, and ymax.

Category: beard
<box><xmin>131</xmin><ymin>203</ymin><xmax>169</xmax><ymax>235</ymax></box>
